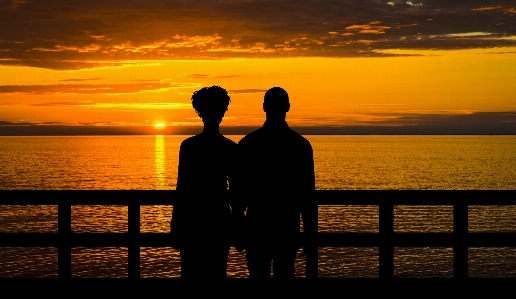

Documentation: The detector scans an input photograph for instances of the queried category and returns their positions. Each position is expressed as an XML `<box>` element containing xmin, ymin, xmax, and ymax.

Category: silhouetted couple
<box><xmin>170</xmin><ymin>86</ymin><xmax>315</xmax><ymax>278</ymax></box>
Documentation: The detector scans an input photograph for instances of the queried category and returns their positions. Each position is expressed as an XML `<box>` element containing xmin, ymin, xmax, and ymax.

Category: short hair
<box><xmin>264</xmin><ymin>87</ymin><xmax>289</xmax><ymax>111</ymax></box>
<box><xmin>191</xmin><ymin>86</ymin><xmax>231</xmax><ymax>116</ymax></box>
<box><xmin>263</xmin><ymin>87</ymin><xmax>289</xmax><ymax>105</ymax></box>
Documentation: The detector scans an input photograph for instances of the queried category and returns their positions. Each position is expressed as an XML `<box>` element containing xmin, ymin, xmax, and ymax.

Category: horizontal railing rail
<box><xmin>1</xmin><ymin>190</ymin><xmax>515</xmax><ymax>279</ymax></box>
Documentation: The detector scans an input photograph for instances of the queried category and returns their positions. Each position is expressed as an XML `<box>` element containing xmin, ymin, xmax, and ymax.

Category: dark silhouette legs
<box><xmin>246</xmin><ymin>246</ymin><xmax>297</xmax><ymax>278</ymax></box>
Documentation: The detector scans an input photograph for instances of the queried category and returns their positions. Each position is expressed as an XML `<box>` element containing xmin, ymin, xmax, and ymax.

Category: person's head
<box><xmin>263</xmin><ymin>87</ymin><xmax>290</xmax><ymax>121</ymax></box>
<box><xmin>191</xmin><ymin>86</ymin><xmax>231</xmax><ymax>126</ymax></box>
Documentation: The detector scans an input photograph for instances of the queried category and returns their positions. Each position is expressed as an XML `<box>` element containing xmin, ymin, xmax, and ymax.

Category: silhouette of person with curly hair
<box><xmin>170</xmin><ymin>85</ymin><xmax>238</xmax><ymax>278</ymax></box>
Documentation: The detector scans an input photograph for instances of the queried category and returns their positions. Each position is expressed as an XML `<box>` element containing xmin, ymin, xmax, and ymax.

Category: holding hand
<box><xmin>231</xmin><ymin>211</ymin><xmax>246</xmax><ymax>253</ymax></box>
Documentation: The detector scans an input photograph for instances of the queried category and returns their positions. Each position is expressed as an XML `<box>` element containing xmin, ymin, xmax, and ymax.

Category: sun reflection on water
<box><xmin>155</xmin><ymin>135</ymin><xmax>166</xmax><ymax>190</ymax></box>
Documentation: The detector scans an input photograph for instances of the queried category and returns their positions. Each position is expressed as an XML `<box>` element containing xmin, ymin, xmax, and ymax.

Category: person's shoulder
<box><xmin>181</xmin><ymin>134</ymin><xmax>199</xmax><ymax>143</ymax></box>
<box><xmin>221</xmin><ymin>135</ymin><xmax>238</xmax><ymax>147</ymax></box>
<box><xmin>237</xmin><ymin>128</ymin><xmax>264</xmax><ymax>145</ymax></box>
<box><xmin>179</xmin><ymin>134</ymin><xmax>201</xmax><ymax>148</ymax></box>
<box><xmin>288</xmin><ymin>128</ymin><xmax>312</xmax><ymax>147</ymax></box>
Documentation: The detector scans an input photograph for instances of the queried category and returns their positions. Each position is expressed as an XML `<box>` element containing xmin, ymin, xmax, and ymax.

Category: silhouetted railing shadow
<box><xmin>1</xmin><ymin>190</ymin><xmax>515</xmax><ymax>279</ymax></box>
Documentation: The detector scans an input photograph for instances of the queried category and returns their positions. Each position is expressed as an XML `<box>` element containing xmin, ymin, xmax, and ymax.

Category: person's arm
<box><xmin>170</xmin><ymin>142</ymin><xmax>187</xmax><ymax>250</ymax></box>
<box><xmin>299</xmin><ymin>143</ymin><xmax>315</xmax><ymax>257</ymax></box>
<box><xmin>230</xmin><ymin>203</ymin><xmax>246</xmax><ymax>253</ymax></box>
<box><xmin>229</xmin><ymin>165</ymin><xmax>246</xmax><ymax>219</ymax></box>
<box><xmin>229</xmin><ymin>142</ymin><xmax>246</xmax><ymax>252</ymax></box>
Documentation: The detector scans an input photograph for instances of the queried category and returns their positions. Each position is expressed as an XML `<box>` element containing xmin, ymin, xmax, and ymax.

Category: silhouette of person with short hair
<box><xmin>170</xmin><ymin>85</ymin><xmax>237</xmax><ymax>278</ymax></box>
<box><xmin>234</xmin><ymin>87</ymin><xmax>315</xmax><ymax>278</ymax></box>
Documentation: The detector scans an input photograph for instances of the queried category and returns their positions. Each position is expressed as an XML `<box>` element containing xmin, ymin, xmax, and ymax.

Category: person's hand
<box><xmin>171</xmin><ymin>234</ymin><xmax>182</xmax><ymax>251</ymax></box>
<box><xmin>231</xmin><ymin>212</ymin><xmax>246</xmax><ymax>253</ymax></box>
<box><xmin>233</xmin><ymin>232</ymin><xmax>246</xmax><ymax>253</ymax></box>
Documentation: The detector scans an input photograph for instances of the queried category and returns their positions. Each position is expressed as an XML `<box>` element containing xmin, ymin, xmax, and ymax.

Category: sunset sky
<box><xmin>1</xmin><ymin>0</ymin><xmax>515</xmax><ymax>134</ymax></box>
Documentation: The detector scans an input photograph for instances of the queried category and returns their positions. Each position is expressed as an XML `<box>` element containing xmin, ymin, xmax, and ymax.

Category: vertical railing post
<box><xmin>58</xmin><ymin>201</ymin><xmax>72</xmax><ymax>279</ymax></box>
<box><xmin>128</xmin><ymin>202</ymin><xmax>140</xmax><ymax>279</ymax></box>
<box><xmin>379</xmin><ymin>202</ymin><xmax>394</xmax><ymax>279</ymax></box>
<box><xmin>453</xmin><ymin>202</ymin><xmax>468</xmax><ymax>279</ymax></box>
<box><xmin>305</xmin><ymin>193</ymin><xmax>318</xmax><ymax>278</ymax></box>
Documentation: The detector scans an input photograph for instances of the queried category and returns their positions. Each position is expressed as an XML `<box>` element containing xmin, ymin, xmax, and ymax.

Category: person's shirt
<box><xmin>236</xmin><ymin>120</ymin><xmax>314</xmax><ymax>193</ymax></box>
<box><xmin>172</xmin><ymin>132</ymin><xmax>237</xmax><ymax>236</ymax></box>
<box><xmin>176</xmin><ymin>132</ymin><xmax>237</xmax><ymax>192</ymax></box>
<box><xmin>235</xmin><ymin>120</ymin><xmax>315</xmax><ymax>234</ymax></box>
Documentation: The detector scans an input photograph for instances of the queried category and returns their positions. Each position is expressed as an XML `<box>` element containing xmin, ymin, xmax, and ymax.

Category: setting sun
<box><xmin>155</xmin><ymin>123</ymin><xmax>165</xmax><ymax>128</ymax></box>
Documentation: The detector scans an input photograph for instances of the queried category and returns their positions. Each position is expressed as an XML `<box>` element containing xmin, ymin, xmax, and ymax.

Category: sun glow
<box><xmin>155</xmin><ymin>123</ymin><xmax>165</xmax><ymax>128</ymax></box>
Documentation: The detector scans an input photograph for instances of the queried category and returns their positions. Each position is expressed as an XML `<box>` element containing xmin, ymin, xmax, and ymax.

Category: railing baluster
<box><xmin>305</xmin><ymin>194</ymin><xmax>319</xmax><ymax>278</ymax></box>
<box><xmin>379</xmin><ymin>202</ymin><xmax>394</xmax><ymax>279</ymax></box>
<box><xmin>454</xmin><ymin>202</ymin><xmax>469</xmax><ymax>279</ymax></box>
<box><xmin>57</xmin><ymin>201</ymin><xmax>72</xmax><ymax>279</ymax></box>
<box><xmin>128</xmin><ymin>202</ymin><xmax>140</xmax><ymax>279</ymax></box>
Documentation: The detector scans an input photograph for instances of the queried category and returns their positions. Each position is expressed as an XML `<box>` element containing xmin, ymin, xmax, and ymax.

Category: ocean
<box><xmin>1</xmin><ymin>135</ymin><xmax>515</xmax><ymax>278</ymax></box>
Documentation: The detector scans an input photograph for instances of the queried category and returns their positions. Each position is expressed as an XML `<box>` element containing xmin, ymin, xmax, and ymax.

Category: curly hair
<box><xmin>191</xmin><ymin>86</ymin><xmax>231</xmax><ymax>117</ymax></box>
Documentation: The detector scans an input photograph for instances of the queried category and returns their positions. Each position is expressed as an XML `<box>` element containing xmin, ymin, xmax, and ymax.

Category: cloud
<box><xmin>0</xmin><ymin>120</ymin><xmax>31</xmax><ymax>126</ymax></box>
<box><xmin>286</xmin><ymin>111</ymin><xmax>516</xmax><ymax>134</ymax></box>
<box><xmin>10</xmin><ymin>0</ymin><xmax>27</xmax><ymax>9</ymax></box>
<box><xmin>59</xmin><ymin>78</ymin><xmax>104</xmax><ymax>82</ymax></box>
<box><xmin>227</xmin><ymin>88</ymin><xmax>267</xmax><ymax>94</ymax></box>
<box><xmin>30</xmin><ymin>101</ymin><xmax>85</xmax><ymax>107</ymax></box>
<box><xmin>1</xmin><ymin>112</ymin><xmax>515</xmax><ymax>134</ymax></box>
<box><xmin>0</xmin><ymin>1</ymin><xmax>515</xmax><ymax>70</ymax></box>
<box><xmin>190</xmin><ymin>74</ymin><xmax>239</xmax><ymax>78</ymax></box>
<box><xmin>271</xmin><ymin>109</ymin><xmax>516</xmax><ymax>129</ymax></box>
<box><xmin>2</xmin><ymin>100</ymin><xmax>192</xmax><ymax>109</ymax></box>
<box><xmin>78</xmin><ymin>103</ymin><xmax>192</xmax><ymax>109</ymax></box>
<box><xmin>472</xmin><ymin>6</ymin><xmax>516</xmax><ymax>14</ymax></box>
<box><xmin>0</xmin><ymin>83</ymin><xmax>200</xmax><ymax>95</ymax></box>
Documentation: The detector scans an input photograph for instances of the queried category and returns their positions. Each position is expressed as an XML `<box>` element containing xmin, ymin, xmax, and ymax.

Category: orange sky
<box><xmin>1</xmin><ymin>1</ymin><xmax>515</xmax><ymax>134</ymax></box>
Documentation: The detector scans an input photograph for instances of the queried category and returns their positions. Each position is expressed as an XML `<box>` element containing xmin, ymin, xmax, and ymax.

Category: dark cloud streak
<box><xmin>59</xmin><ymin>78</ymin><xmax>104</xmax><ymax>82</ymax></box>
<box><xmin>30</xmin><ymin>101</ymin><xmax>83</xmax><ymax>107</ymax></box>
<box><xmin>1</xmin><ymin>112</ymin><xmax>514</xmax><ymax>134</ymax></box>
<box><xmin>0</xmin><ymin>83</ymin><xmax>195</xmax><ymax>95</ymax></box>
<box><xmin>190</xmin><ymin>74</ymin><xmax>239</xmax><ymax>78</ymax></box>
<box><xmin>227</xmin><ymin>89</ymin><xmax>267</xmax><ymax>94</ymax></box>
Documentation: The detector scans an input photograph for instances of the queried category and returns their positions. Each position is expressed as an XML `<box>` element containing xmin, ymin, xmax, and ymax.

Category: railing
<box><xmin>1</xmin><ymin>190</ymin><xmax>515</xmax><ymax>280</ymax></box>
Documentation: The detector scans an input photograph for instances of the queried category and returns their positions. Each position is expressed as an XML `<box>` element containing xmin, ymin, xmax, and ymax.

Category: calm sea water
<box><xmin>1</xmin><ymin>135</ymin><xmax>515</xmax><ymax>278</ymax></box>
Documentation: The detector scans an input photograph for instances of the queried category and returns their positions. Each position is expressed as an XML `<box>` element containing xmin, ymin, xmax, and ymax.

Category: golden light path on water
<box><xmin>155</xmin><ymin>135</ymin><xmax>166</xmax><ymax>190</ymax></box>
